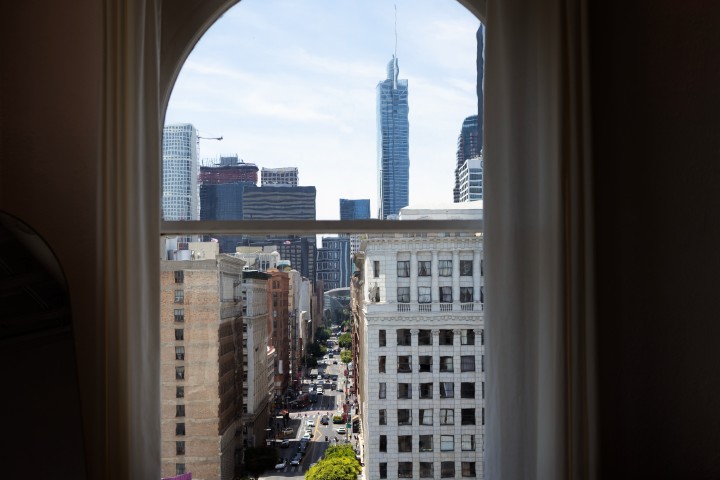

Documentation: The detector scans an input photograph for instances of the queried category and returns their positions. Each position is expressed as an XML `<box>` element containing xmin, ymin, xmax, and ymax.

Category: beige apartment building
<box><xmin>160</xmin><ymin>254</ymin><xmax>246</xmax><ymax>480</ymax></box>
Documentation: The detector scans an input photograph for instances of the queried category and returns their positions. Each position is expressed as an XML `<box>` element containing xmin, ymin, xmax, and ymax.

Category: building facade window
<box><xmin>398</xmin><ymin>355</ymin><xmax>412</xmax><ymax>373</ymax></box>
<box><xmin>461</xmin><ymin>408</ymin><xmax>476</xmax><ymax>425</ymax></box>
<box><xmin>461</xmin><ymin>355</ymin><xmax>475</xmax><ymax>372</ymax></box>
<box><xmin>176</xmin><ymin>423</ymin><xmax>185</xmax><ymax>436</ymax></box>
<box><xmin>174</xmin><ymin>270</ymin><xmax>184</xmax><ymax>283</ymax></box>
<box><xmin>379</xmin><ymin>382</ymin><xmax>386</xmax><ymax>399</ymax></box>
<box><xmin>441</xmin><ymin>461</ymin><xmax>455</xmax><ymax>477</ymax></box>
<box><xmin>176</xmin><ymin>464</ymin><xmax>185</xmax><ymax>475</ymax></box>
<box><xmin>398</xmin><ymin>461</ymin><xmax>413</xmax><ymax>478</ymax></box>
<box><xmin>439</xmin><ymin>329</ymin><xmax>454</xmax><ymax>345</ymax></box>
<box><xmin>420</xmin><ymin>462</ymin><xmax>434</xmax><ymax>478</ymax></box>
<box><xmin>379</xmin><ymin>329</ymin><xmax>386</xmax><ymax>347</ymax></box>
<box><xmin>397</xmin><ymin>287</ymin><xmax>410</xmax><ymax>303</ymax></box>
<box><xmin>397</xmin><ymin>260</ymin><xmax>410</xmax><ymax>277</ymax></box>
<box><xmin>379</xmin><ymin>409</ymin><xmax>386</xmax><ymax>425</ymax></box>
<box><xmin>175</xmin><ymin>346</ymin><xmax>185</xmax><ymax>360</ymax></box>
<box><xmin>418</xmin><ymin>286</ymin><xmax>432</xmax><ymax>303</ymax></box>
<box><xmin>174</xmin><ymin>308</ymin><xmax>184</xmax><ymax>322</ymax></box>
<box><xmin>176</xmin><ymin>386</ymin><xmax>184</xmax><ymax>398</ymax></box>
<box><xmin>418</xmin><ymin>260</ymin><xmax>431</xmax><ymax>276</ymax></box>
<box><xmin>379</xmin><ymin>463</ymin><xmax>387</xmax><ymax>479</ymax></box>
<box><xmin>398</xmin><ymin>383</ymin><xmax>412</xmax><ymax>399</ymax></box>
<box><xmin>462</xmin><ymin>462</ymin><xmax>477</xmax><ymax>477</ymax></box>
<box><xmin>440</xmin><ymin>382</ymin><xmax>454</xmax><ymax>398</ymax></box>
<box><xmin>439</xmin><ymin>356</ymin><xmax>453</xmax><ymax>372</ymax></box>
<box><xmin>439</xmin><ymin>259</ymin><xmax>452</xmax><ymax>276</ymax></box>
<box><xmin>440</xmin><ymin>408</ymin><xmax>454</xmax><ymax>425</ymax></box>
<box><xmin>440</xmin><ymin>435</ymin><xmax>454</xmax><ymax>451</ymax></box>
<box><xmin>461</xmin><ymin>382</ymin><xmax>475</xmax><ymax>398</ymax></box>
<box><xmin>419</xmin><ymin>382</ymin><xmax>433</xmax><ymax>399</ymax></box>
<box><xmin>460</xmin><ymin>260</ymin><xmax>473</xmax><ymax>276</ymax></box>
<box><xmin>174</xmin><ymin>289</ymin><xmax>184</xmax><ymax>303</ymax></box>
<box><xmin>175</xmin><ymin>328</ymin><xmax>184</xmax><ymax>341</ymax></box>
<box><xmin>379</xmin><ymin>356</ymin><xmax>386</xmax><ymax>373</ymax></box>
<box><xmin>379</xmin><ymin>435</ymin><xmax>387</xmax><ymax>452</ymax></box>
<box><xmin>419</xmin><ymin>408</ymin><xmax>433</xmax><ymax>425</ymax></box>
<box><xmin>419</xmin><ymin>434</ymin><xmax>433</xmax><ymax>452</ymax></box>
<box><xmin>419</xmin><ymin>355</ymin><xmax>432</xmax><ymax>372</ymax></box>
<box><xmin>461</xmin><ymin>434</ymin><xmax>476</xmax><ymax>451</ymax></box>
<box><xmin>398</xmin><ymin>435</ymin><xmax>412</xmax><ymax>452</ymax></box>
<box><xmin>374</xmin><ymin>260</ymin><xmax>380</xmax><ymax>277</ymax></box>
<box><xmin>397</xmin><ymin>329</ymin><xmax>411</xmax><ymax>346</ymax></box>
<box><xmin>398</xmin><ymin>409</ymin><xmax>412</xmax><ymax>425</ymax></box>
<box><xmin>460</xmin><ymin>329</ymin><xmax>474</xmax><ymax>345</ymax></box>
<box><xmin>418</xmin><ymin>329</ymin><xmax>432</xmax><ymax>345</ymax></box>
<box><xmin>176</xmin><ymin>441</ymin><xmax>185</xmax><ymax>455</ymax></box>
<box><xmin>460</xmin><ymin>286</ymin><xmax>474</xmax><ymax>302</ymax></box>
<box><xmin>439</xmin><ymin>286</ymin><xmax>452</xmax><ymax>303</ymax></box>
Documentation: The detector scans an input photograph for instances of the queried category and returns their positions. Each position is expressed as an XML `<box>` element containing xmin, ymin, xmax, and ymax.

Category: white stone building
<box><xmin>457</xmin><ymin>156</ymin><xmax>484</xmax><ymax>202</ymax></box>
<box><xmin>354</xmin><ymin>205</ymin><xmax>484</xmax><ymax>479</ymax></box>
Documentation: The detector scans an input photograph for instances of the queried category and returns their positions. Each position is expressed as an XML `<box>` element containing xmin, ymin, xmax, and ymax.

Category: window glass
<box><xmin>439</xmin><ymin>259</ymin><xmax>452</xmax><ymax>276</ymax></box>
<box><xmin>461</xmin><ymin>329</ymin><xmax>474</xmax><ymax>345</ymax></box>
<box><xmin>380</xmin><ymin>463</ymin><xmax>387</xmax><ymax>479</ymax></box>
<box><xmin>397</xmin><ymin>260</ymin><xmax>410</xmax><ymax>277</ymax></box>
<box><xmin>398</xmin><ymin>355</ymin><xmax>412</xmax><ymax>373</ymax></box>
<box><xmin>397</xmin><ymin>328</ymin><xmax>411</xmax><ymax>346</ymax></box>
<box><xmin>460</xmin><ymin>260</ymin><xmax>473</xmax><ymax>276</ymax></box>
<box><xmin>440</xmin><ymin>408</ymin><xmax>454</xmax><ymax>425</ymax></box>
<box><xmin>461</xmin><ymin>408</ymin><xmax>476</xmax><ymax>425</ymax></box>
<box><xmin>418</xmin><ymin>260</ymin><xmax>431</xmax><ymax>276</ymax></box>
<box><xmin>397</xmin><ymin>287</ymin><xmax>410</xmax><ymax>302</ymax></box>
<box><xmin>460</xmin><ymin>286</ymin><xmax>473</xmax><ymax>302</ymax></box>
<box><xmin>462</xmin><ymin>462</ymin><xmax>477</xmax><ymax>477</ymax></box>
<box><xmin>419</xmin><ymin>408</ymin><xmax>433</xmax><ymax>425</ymax></box>
<box><xmin>461</xmin><ymin>382</ymin><xmax>475</xmax><ymax>398</ymax></box>
<box><xmin>439</xmin><ymin>356</ymin><xmax>453</xmax><ymax>372</ymax></box>
<box><xmin>398</xmin><ymin>435</ymin><xmax>412</xmax><ymax>452</ymax></box>
<box><xmin>398</xmin><ymin>409</ymin><xmax>412</xmax><ymax>425</ymax></box>
<box><xmin>441</xmin><ymin>461</ymin><xmax>455</xmax><ymax>477</ymax></box>
<box><xmin>379</xmin><ymin>355</ymin><xmax>386</xmax><ymax>373</ymax></box>
<box><xmin>418</xmin><ymin>329</ymin><xmax>432</xmax><ymax>345</ymax></box>
<box><xmin>418</xmin><ymin>286</ymin><xmax>432</xmax><ymax>303</ymax></box>
<box><xmin>175</xmin><ymin>346</ymin><xmax>185</xmax><ymax>360</ymax></box>
<box><xmin>439</xmin><ymin>286</ymin><xmax>452</xmax><ymax>302</ymax></box>
<box><xmin>419</xmin><ymin>434</ymin><xmax>433</xmax><ymax>452</ymax></box>
<box><xmin>440</xmin><ymin>435</ymin><xmax>454</xmax><ymax>451</ymax></box>
<box><xmin>379</xmin><ymin>329</ymin><xmax>386</xmax><ymax>347</ymax></box>
<box><xmin>379</xmin><ymin>382</ymin><xmax>386</xmax><ymax>399</ymax></box>
<box><xmin>439</xmin><ymin>329</ymin><xmax>454</xmax><ymax>345</ymax></box>
<box><xmin>379</xmin><ymin>435</ymin><xmax>387</xmax><ymax>452</ymax></box>
<box><xmin>379</xmin><ymin>409</ymin><xmax>386</xmax><ymax>425</ymax></box>
<box><xmin>461</xmin><ymin>434</ymin><xmax>475</xmax><ymax>451</ymax></box>
<box><xmin>420</xmin><ymin>462</ymin><xmax>434</xmax><ymax>478</ymax></box>
<box><xmin>420</xmin><ymin>382</ymin><xmax>433</xmax><ymax>399</ymax></box>
<box><xmin>174</xmin><ymin>308</ymin><xmax>184</xmax><ymax>322</ymax></box>
<box><xmin>398</xmin><ymin>462</ymin><xmax>413</xmax><ymax>478</ymax></box>
<box><xmin>398</xmin><ymin>383</ymin><xmax>412</xmax><ymax>399</ymax></box>
<box><xmin>461</xmin><ymin>355</ymin><xmax>475</xmax><ymax>372</ymax></box>
<box><xmin>373</xmin><ymin>260</ymin><xmax>380</xmax><ymax>277</ymax></box>
<box><xmin>440</xmin><ymin>382</ymin><xmax>454</xmax><ymax>398</ymax></box>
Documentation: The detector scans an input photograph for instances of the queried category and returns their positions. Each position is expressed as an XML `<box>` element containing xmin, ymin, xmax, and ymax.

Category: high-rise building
<box><xmin>353</xmin><ymin>203</ymin><xmax>485</xmax><ymax>480</ymax></box>
<box><xmin>267</xmin><ymin>271</ymin><xmax>290</xmax><ymax>397</ymax></box>
<box><xmin>242</xmin><ymin>185</ymin><xmax>316</xmax><ymax>220</ymax></box>
<box><xmin>340</xmin><ymin>198</ymin><xmax>371</xmax><ymax>220</ymax></box>
<box><xmin>458</xmin><ymin>157</ymin><xmax>484</xmax><ymax>202</ymax></box>
<box><xmin>160</xmin><ymin>252</ymin><xmax>246</xmax><ymax>480</ymax></box>
<box><xmin>476</xmin><ymin>23</ymin><xmax>485</xmax><ymax>155</ymax></box>
<box><xmin>339</xmin><ymin>199</ymin><xmax>371</xmax><ymax>254</ymax></box>
<box><xmin>453</xmin><ymin>116</ymin><xmax>480</xmax><ymax>202</ymax></box>
<box><xmin>316</xmin><ymin>236</ymin><xmax>352</xmax><ymax>292</ymax></box>
<box><xmin>198</xmin><ymin>155</ymin><xmax>259</xmax><ymax>253</ymax></box>
<box><xmin>261</xmin><ymin>167</ymin><xmax>299</xmax><ymax>186</ymax></box>
<box><xmin>163</xmin><ymin>123</ymin><xmax>199</xmax><ymax>222</ymax></box>
<box><xmin>377</xmin><ymin>56</ymin><xmax>409</xmax><ymax>219</ymax></box>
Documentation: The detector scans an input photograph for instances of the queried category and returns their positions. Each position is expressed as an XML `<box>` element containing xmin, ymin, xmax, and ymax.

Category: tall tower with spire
<box><xmin>376</xmin><ymin>54</ymin><xmax>410</xmax><ymax>219</ymax></box>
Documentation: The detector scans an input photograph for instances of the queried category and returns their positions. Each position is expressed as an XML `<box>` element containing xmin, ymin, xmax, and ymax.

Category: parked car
<box><xmin>282</xmin><ymin>427</ymin><xmax>293</xmax><ymax>436</ymax></box>
<box><xmin>302</xmin><ymin>432</ymin><xmax>312</xmax><ymax>441</ymax></box>
<box><xmin>336</xmin><ymin>427</ymin><xmax>347</xmax><ymax>434</ymax></box>
<box><xmin>280</xmin><ymin>439</ymin><xmax>290</xmax><ymax>448</ymax></box>
<box><xmin>306</xmin><ymin>419</ymin><xmax>315</xmax><ymax>427</ymax></box>
<box><xmin>290</xmin><ymin>453</ymin><xmax>303</xmax><ymax>466</ymax></box>
<box><xmin>275</xmin><ymin>459</ymin><xmax>287</xmax><ymax>470</ymax></box>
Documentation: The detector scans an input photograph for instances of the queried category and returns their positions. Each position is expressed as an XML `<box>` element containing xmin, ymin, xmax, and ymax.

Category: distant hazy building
<box><xmin>242</xmin><ymin>185</ymin><xmax>316</xmax><ymax>220</ymax></box>
<box><xmin>353</xmin><ymin>203</ymin><xmax>484</xmax><ymax>480</ymax></box>
<box><xmin>458</xmin><ymin>157</ymin><xmax>484</xmax><ymax>202</ymax></box>
<box><xmin>261</xmin><ymin>167</ymin><xmax>299</xmax><ymax>186</ymax></box>
<box><xmin>340</xmin><ymin>198</ymin><xmax>371</xmax><ymax>220</ymax></box>
<box><xmin>377</xmin><ymin>56</ymin><xmax>409</xmax><ymax>219</ymax></box>
<box><xmin>160</xmin><ymin>252</ymin><xmax>245</xmax><ymax>480</ymax></box>
<box><xmin>316</xmin><ymin>236</ymin><xmax>352</xmax><ymax>292</ymax></box>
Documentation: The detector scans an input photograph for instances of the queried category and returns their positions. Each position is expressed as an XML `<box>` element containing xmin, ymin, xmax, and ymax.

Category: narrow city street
<box><xmin>261</xmin><ymin>342</ymin><xmax>356</xmax><ymax>479</ymax></box>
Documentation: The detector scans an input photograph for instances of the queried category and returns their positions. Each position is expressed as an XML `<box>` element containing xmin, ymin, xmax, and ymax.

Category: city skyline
<box><xmin>165</xmin><ymin>0</ymin><xmax>480</xmax><ymax>220</ymax></box>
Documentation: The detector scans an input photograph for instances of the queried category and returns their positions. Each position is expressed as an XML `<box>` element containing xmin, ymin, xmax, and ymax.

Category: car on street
<box><xmin>290</xmin><ymin>453</ymin><xmax>303</xmax><ymax>466</ymax></box>
<box><xmin>337</xmin><ymin>427</ymin><xmax>347</xmax><ymax>434</ymax></box>
<box><xmin>282</xmin><ymin>427</ymin><xmax>293</xmax><ymax>436</ymax></box>
<box><xmin>321</xmin><ymin>416</ymin><xmax>330</xmax><ymax>425</ymax></box>
<box><xmin>275</xmin><ymin>460</ymin><xmax>287</xmax><ymax>470</ymax></box>
<box><xmin>333</xmin><ymin>360</ymin><xmax>338</xmax><ymax>364</ymax></box>
<box><xmin>280</xmin><ymin>439</ymin><xmax>290</xmax><ymax>448</ymax></box>
<box><xmin>317</xmin><ymin>388</ymin><xmax>324</xmax><ymax>395</ymax></box>
<box><xmin>302</xmin><ymin>432</ymin><xmax>312</xmax><ymax>441</ymax></box>
<box><xmin>331</xmin><ymin>382</ymin><xmax>337</xmax><ymax>390</ymax></box>
<box><xmin>306</xmin><ymin>419</ymin><xmax>315</xmax><ymax>427</ymax></box>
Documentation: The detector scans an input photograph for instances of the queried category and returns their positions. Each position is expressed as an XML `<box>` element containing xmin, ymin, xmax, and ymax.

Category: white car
<box><xmin>317</xmin><ymin>388</ymin><xmax>324</xmax><ymax>395</ymax></box>
<box><xmin>302</xmin><ymin>432</ymin><xmax>312</xmax><ymax>441</ymax></box>
<box><xmin>275</xmin><ymin>459</ymin><xmax>287</xmax><ymax>470</ymax></box>
<box><xmin>306</xmin><ymin>419</ymin><xmax>315</xmax><ymax>427</ymax></box>
<box><xmin>336</xmin><ymin>427</ymin><xmax>347</xmax><ymax>434</ymax></box>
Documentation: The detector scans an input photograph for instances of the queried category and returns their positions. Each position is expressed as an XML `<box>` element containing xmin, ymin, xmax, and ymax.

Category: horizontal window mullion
<box><xmin>161</xmin><ymin>219</ymin><xmax>482</xmax><ymax>235</ymax></box>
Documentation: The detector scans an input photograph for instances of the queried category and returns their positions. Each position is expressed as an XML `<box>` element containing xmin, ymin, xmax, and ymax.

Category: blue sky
<box><xmin>165</xmin><ymin>0</ymin><xmax>480</xmax><ymax>220</ymax></box>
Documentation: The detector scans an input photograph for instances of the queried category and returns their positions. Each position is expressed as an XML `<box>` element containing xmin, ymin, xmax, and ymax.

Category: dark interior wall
<box><xmin>590</xmin><ymin>2</ymin><xmax>720</xmax><ymax>476</ymax></box>
<box><xmin>0</xmin><ymin>0</ymin><xmax>103</xmax><ymax>477</ymax></box>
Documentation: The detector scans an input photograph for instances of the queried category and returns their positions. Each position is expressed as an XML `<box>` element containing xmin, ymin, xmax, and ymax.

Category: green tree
<box><xmin>305</xmin><ymin>355</ymin><xmax>318</xmax><ymax>368</ymax></box>
<box><xmin>315</xmin><ymin>326</ymin><xmax>331</xmax><ymax>341</ymax></box>
<box><xmin>338</xmin><ymin>332</ymin><xmax>352</xmax><ymax>349</ymax></box>
<box><xmin>244</xmin><ymin>446</ymin><xmax>278</xmax><ymax>479</ymax></box>
<box><xmin>340</xmin><ymin>349</ymin><xmax>352</xmax><ymax>365</ymax></box>
<box><xmin>305</xmin><ymin>445</ymin><xmax>361</xmax><ymax>480</ymax></box>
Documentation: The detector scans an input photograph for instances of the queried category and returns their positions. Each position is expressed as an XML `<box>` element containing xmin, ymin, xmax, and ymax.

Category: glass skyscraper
<box><xmin>339</xmin><ymin>198</ymin><xmax>371</xmax><ymax>220</ymax></box>
<box><xmin>162</xmin><ymin>123</ymin><xmax>198</xmax><ymax>221</ymax></box>
<box><xmin>376</xmin><ymin>55</ymin><xmax>409</xmax><ymax>219</ymax></box>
